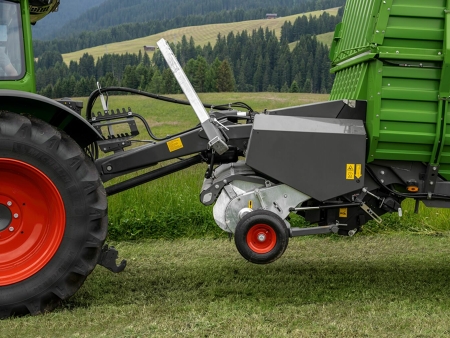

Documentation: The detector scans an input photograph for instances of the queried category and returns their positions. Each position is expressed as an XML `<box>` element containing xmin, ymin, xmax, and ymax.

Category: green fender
<box><xmin>0</xmin><ymin>90</ymin><xmax>102</xmax><ymax>148</ymax></box>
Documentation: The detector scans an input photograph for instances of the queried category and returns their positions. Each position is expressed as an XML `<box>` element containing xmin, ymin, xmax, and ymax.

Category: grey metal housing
<box><xmin>245</xmin><ymin>114</ymin><xmax>367</xmax><ymax>201</ymax></box>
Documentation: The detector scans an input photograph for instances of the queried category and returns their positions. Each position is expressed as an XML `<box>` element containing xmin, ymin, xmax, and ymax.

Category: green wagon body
<box><xmin>330</xmin><ymin>0</ymin><xmax>450</xmax><ymax>179</ymax></box>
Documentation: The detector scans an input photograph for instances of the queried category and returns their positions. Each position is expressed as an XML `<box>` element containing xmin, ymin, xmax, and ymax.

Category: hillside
<box><xmin>52</xmin><ymin>0</ymin><xmax>344</xmax><ymax>39</ymax></box>
<box><xmin>62</xmin><ymin>8</ymin><xmax>339</xmax><ymax>64</ymax></box>
<box><xmin>289</xmin><ymin>31</ymin><xmax>334</xmax><ymax>50</ymax></box>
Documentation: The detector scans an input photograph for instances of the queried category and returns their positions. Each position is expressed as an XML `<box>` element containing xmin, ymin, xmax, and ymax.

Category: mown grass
<box><xmin>4</xmin><ymin>235</ymin><xmax>450</xmax><ymax>337</ymax></box>
<box><xmin>62</xmin><ymin>8</ymin><xmax>339</xmax><ymax>64</ymax></box>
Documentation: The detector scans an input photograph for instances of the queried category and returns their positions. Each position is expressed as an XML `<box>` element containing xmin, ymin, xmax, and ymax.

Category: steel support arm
<box><xmin>96</xmin><ymin>123</ymin><xmax>252</xmax><ymax>183</ymax></box>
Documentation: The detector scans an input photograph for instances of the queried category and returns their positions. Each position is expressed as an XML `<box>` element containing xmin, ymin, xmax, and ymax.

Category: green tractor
<box><xmin>3</xmin><ymin>0</ymin><xmax>450</xmax><ymax>319</ymax></box>
<box><xmin>0</xmin><ymin>0</ymin><xmax>109</xmax><ymax>318</ymax></box>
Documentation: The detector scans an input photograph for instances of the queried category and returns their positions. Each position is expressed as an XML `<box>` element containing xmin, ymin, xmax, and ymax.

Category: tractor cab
<box><xmin>0</xmin><ymin>0</ymin><xmax>24</xmax><ymax>80</ymax></box>
<box><xmin>0</xmin><ymin>0</ymin><xmax>59</xmax><ymax>92</ymax></box>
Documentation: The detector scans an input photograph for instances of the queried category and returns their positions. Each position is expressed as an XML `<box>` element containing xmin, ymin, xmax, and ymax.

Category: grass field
<box><xmin>62</xmin><ymin>8</ymin><xmax>339</xmax><ymax>64</ymax></box>
<box><xmin>3</xmin><ymin>235</ymin><xmax>450</xmax><ymax>337</ymax></box>
<box><xmin>316</xmin><ymin>31</ymin><xmax>334</xmax><ymax>46</ymax></box>
<box><xmin>289</xmin><ymin>31</ymin><xmax>334</xmax><ymax>51</ymax></box>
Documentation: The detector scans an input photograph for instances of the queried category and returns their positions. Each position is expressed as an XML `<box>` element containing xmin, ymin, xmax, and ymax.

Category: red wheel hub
<box><xmin>246</xmin><ymin>223</ymin><xmax>276</xmax><ymax>254</ymax></box>
<box><xmin>0</xmin><ymin>158</ymin><xmax>65</xmax><ymax>286</ymax></box>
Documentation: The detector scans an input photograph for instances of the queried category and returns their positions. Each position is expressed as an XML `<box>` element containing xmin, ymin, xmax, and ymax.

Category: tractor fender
<box><xmin>0</xmin><ymin>90</ymin><xmax>102</xmax><ymax>148</ymax></box>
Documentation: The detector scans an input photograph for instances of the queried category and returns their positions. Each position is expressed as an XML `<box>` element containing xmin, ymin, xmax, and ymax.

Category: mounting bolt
<box><xmin>106</xmin><ymin>165</ymin><xmax>113</xmax><ymax>172</ymax></box>
<box><xmin>348</xmin><ymin>229</ymin><xmax>357</xmax><ymax>237</ymax></box>
<box><xmin>433</xmin><ymin>167</ymin><xmax>437</xmax><ymax>171</ymax></box>
<box><xmin>380</xmin><ymin>171</ymin><xmax>385</xmax><ymax>175</ymax></box>
<box><xmin>9</xmin><ymin>227</ymin><xmax>14</xmax><ymax>232</ymax></box>
<box><xmin>215</xmin><ymin>184</ymin><xmax>220</xmax><ymax>189</ymax></box>
<box><xmin>13</xmin><ymin>213</ymin><xmax>19</xmax><ymax>219</ymax></box>
<box><xmin>7</xmin><ymin>201</ymin><xmax>12</xmax><ymax>206</ymax></box>
<box><xmin>430</xmin><ymin>181</ymin><xmax>434</xmax><ymax>185</ymax></box>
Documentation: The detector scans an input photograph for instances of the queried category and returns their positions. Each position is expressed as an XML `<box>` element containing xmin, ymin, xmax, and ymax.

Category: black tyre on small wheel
<box><xmin>234</xmin><ymin>210</ymin><xmax>289</xmax><ymax>264</ymax></box>
<box><xmin>0</xmin><ymin>112</ymin><xmax>107</xmax><ymax>318</ymax></box>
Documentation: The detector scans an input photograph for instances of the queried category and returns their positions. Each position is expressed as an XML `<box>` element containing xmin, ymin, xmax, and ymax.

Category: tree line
<box><xmin>33</xmin><ymin>0</ymin><xmax>345</xmax><ymax>57</ymax></box>
<box><xmin>36</xmin><ymin>26</ymin><xmax>334</xmax><ymax>99</ymax></box>
<box><xmin>280</xmin><ymin>7</ymin><xmax>344</xmax><ymax>43</ymax></box>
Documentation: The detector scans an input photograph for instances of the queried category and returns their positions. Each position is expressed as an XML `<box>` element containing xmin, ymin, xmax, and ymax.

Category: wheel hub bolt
<box><xmin>9</xmin><ymin>227</ymin><xmax>14</xmax><ymax>232</ymax></box>
<box><xmin>7</xmin><ymin>201</ymin><xmax>12</xmax><ymax>206</ymax></box>
<box><xmin>257</xmin><ymin>233</ymin><xmax>266</xmax><ymax>242</ymax></box>
<box><xmin>13</xmin><ymin>213</ymin><xmax>19</xmax><ymax>219</ymax></box>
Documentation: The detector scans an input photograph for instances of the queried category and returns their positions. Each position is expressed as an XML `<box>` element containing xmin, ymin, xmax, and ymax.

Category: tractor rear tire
<box><xmin>234</xmin><ymin>210</ymin><xmax>289</xmax><ymax>264</ymax></box>
<box><xmin>0</xmin><ymin>112</ymin><xmax>107</xmax><ymax>318</ymax></box>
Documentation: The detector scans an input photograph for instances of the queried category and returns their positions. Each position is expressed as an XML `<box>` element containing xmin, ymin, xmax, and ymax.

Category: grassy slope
<box><xmin>288</xmin><ymin>31</ymin><xmax>334</xmax><ymax>51</ymax></box>
<box><xmin>62</xmin><ymin>8</ymin><xmax>339</xmax><ymax>64</ymax></box>
<box><xmin>4</xmin><ymin>235</ymin><xmax>450</xmax><ymax>337</ymax></box>
<box><xmin>316</xmin><ymin>31</ymin><xmax>334</xmax><ymax>46</ymax></box>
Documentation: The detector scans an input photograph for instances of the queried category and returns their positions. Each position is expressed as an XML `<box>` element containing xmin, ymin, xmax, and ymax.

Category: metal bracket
<box><xmin>91</xmin><ymin>108</ymin><xmax>139</xmax><ymax>153</ymax></box>
<box><xmin>423</xmin><ymin>164</ymin><xmax>439</xmax><ymax>198</ymax></box>
<box><xmin>97</xmin><ymin>244</ymin><xmax>127</xmax><ymax>273</ymax></box>
<box><xmin>200</xmin><ymin>174</ymin><xmax>266</xmax><ymax>205</ymax></box>
<box><xmin>360</xmin><ymin>202</ymin><xmax>383</xmax><ymax>224</ymax></box>
<box><xmin>354</xmin><ymin>188</ymin><xmax>383</xmax><ymax>223</ymax></box>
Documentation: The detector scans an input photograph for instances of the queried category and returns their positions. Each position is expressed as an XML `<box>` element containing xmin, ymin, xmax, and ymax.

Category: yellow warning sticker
<box><xmin>167</xmin><ymin>138</ymin><xmax>184</xmax><ymax>152</ymax></box>
<box><xmin>346</xmin><ymin>164</ymin><xmax>355</xmax><ymax>180</ymax></box>
<box><xmin>355</xmin><ymin>164</ymin><xmax>362</xmax><ymax>179</ymax></box>
<box><xmin>248</xmin><ymin>200</ymin><xmax>253</xmax><ymax>209</ymax></box>
<box><xmin>339</xmin><ymin>208</ymin><xmax>348</xmax><ymax>218</ymax></box>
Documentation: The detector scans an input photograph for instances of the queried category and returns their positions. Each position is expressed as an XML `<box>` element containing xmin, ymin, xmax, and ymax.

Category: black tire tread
<box><xmin>0</xmin><ymin>112</ymin><xmax>107</xmax><ymax>318</ymax></box>
<box><xmin>234</xmin><ymin>210</ymin><xmax>289</xmax><ymax>264</ymax></box>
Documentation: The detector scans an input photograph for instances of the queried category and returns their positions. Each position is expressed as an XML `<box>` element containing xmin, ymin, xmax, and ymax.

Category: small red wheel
<box><xmin>0</xmin><ymin>159</ymin><xmax>65</xmax><ymax>286</ymax></box>
<box><xmin>246</xmin><ymin>224</ymin><xmax>277</xmax><ymax>254</ymax></box>
<box><xmin>235</xmin><ymin>210</ymin><xmax>289</xmax><ymax>264</ymax></box>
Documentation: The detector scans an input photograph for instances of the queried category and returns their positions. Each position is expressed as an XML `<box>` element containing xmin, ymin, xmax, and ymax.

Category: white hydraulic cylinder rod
<box><xmin>156</xmin><ymin>38</ymin><xmax>209</xmax><ymax>123</ymax></box>
<box><xmin>156</xmin><ymin>38</ymin><xmax>229</xmax><ymax>154</ymax></box>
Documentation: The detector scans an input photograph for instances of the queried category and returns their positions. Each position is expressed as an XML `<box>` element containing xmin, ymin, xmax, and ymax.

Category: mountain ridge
<box><xmin>32</xmin><ymin>0</ymin><xmax>108</xmax><ymax>40</ymax></box>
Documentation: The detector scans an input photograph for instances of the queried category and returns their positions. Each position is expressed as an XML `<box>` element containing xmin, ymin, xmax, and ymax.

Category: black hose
<box><xmin>86</xmin><ymin>86</ymin><xmax>254</xmax><ymax>119</ymax></box>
